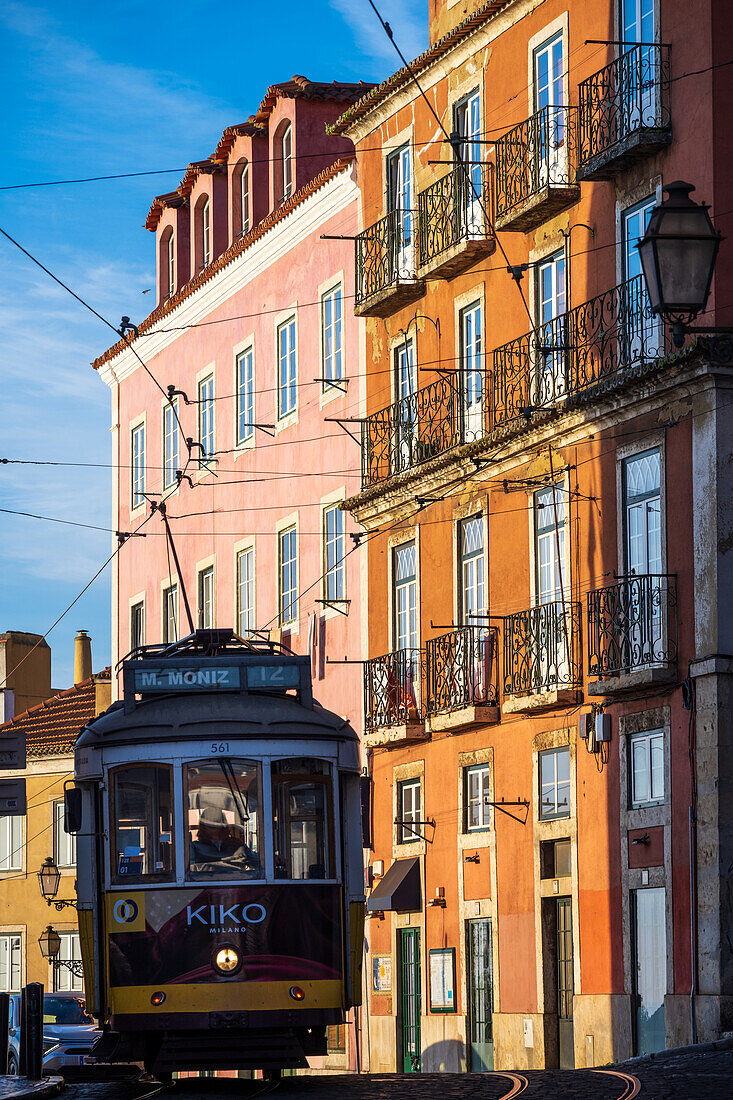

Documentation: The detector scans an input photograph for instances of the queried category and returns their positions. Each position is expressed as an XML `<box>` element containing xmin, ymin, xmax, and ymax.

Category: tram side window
<box><xmin>272</xmin><ymin>758</ymin><xmax>332</xmax><ymax>880</ymax></box>
<box><xmin>111</xmin><ymin>765</ymin><xmax>174</xmax><ymax>881</ymax></box>
<box><xmin>186</xmin><ymin>760</ymin><xmax>262</xmax><ymax>878</ymax></box>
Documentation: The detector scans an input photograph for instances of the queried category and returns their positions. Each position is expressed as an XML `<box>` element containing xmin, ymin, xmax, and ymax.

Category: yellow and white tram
<box><xmin>70</xmin><ymin>631</ymin><xmax>364</xmax><ymax>1076</ymax></box>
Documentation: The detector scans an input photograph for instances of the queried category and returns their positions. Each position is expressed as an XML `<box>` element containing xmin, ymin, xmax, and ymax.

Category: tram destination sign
<box><xmin>134</xmin><ymin>666</ymin><xmax>241</xmax><ymax>692</ymax></box>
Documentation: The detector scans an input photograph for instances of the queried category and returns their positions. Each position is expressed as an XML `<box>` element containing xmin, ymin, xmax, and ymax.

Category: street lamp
<box><xmin>38</xmin><ymin>857</ymin><xmax>77</xmax><ymax>910</ymax></box>
<box><xmin>637</xmin><ymin>180</ymin><xmax>724</xmax><ymax>347</ymax></box>
<box><xmin>38</xmin><ymin>925</ymin><xmax>61</xmax><ymax>960</ymax></box>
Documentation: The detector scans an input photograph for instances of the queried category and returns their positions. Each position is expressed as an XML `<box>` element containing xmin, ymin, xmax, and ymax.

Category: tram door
<box><xmin>557</xmin><ymin>897</ymin><xmax>575</xmax><ymax>1069</ymax></box>
<box><xmin>467</xmin><ymin>919</ymin><xmax>494</xmax><ymax>1071</ymax></box>
<box><xmin>399</xmin><ymin>928</ymin><xmax>421</xmax><ymax>1073</ymax></box>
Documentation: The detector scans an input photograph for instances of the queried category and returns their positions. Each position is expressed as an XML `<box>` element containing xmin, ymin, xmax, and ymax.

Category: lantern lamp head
<box><xmin>38</xmin><ymin>925</ymin><xmax>61</xmax><ymax>959</ymax></box>
<box><xmin>38</xmin><ymin>857</ymin><xmax>61</xmax><ymax>903</ymax></box>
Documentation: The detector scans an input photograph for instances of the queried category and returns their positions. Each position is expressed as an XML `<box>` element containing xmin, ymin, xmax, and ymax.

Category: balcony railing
<box><xmin>426</xmin><ymin>626</ymin><xmax>499</xmax><ymax>717</ymax></box>
<box><xmin>492</xmin><ymin>274</ymin><xmax>667</xmax><ymax>430</ymax></box>
<box><xmin>587</xmin><ymin>574</ymin><xmax>677</xmax><ymax>679</ymax></box>
<box><xmin>361</xmin><ymin>373</ymin><xmax>488</xmax><ymax>488</ymax></box>
<box><xmin>364</xmin><ymin>649</ymin><xmax>422</xmax><ymax>731</ymax></box>
<box><xmin>417</xmin><ymin>163</ymin><xmax>494</xmax><ymax>275</ymax></box>
<box><xmin>503</xmin><ymin>601</ymin><xmax>581</xmax><ymax>698</ymax></box>
<box><xmin>355</xmin><ymin>208</ymin><xmax>424</xmax><ymax>315</ymax></box>
<box><xmin>495</xmin><ymin>105</ymin><xmax>579</xmax><ymax>230</ymax></box>
<box><xmin>578</xmin><ymin>44</ymin><xmax>671</xmax><ymax>179</ymax></box>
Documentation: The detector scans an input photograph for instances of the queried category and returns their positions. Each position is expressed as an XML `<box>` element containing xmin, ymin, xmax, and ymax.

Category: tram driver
<box><xmin>189</xmin><ymin>806</ymin><xmax>262</xmax><ymax>875</ymax></box>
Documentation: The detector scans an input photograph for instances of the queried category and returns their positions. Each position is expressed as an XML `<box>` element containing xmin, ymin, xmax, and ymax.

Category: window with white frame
<box><xmin>321</xmin><ymin>284</ymin><xmax>343</xmax><ymax>389</ymax></box>
<box><xmin>131</xmin><ymin>600</ymin><xmax>144</xmax><ymax>651</ymax></box>
<box><xmin>131</xmin><ymin>423</ymin><xmax>145</xmax><ymax>509</ymax></box>
<box><xmin>393</xmin><ymin>541</ymin><xmax>417</xmax><ymax>652</ymax></box>
<box><xmin>398</xmin><ymin>778</ymin><xmax>421</xmax><ymax>844</ymax></box>
<box><xmin>240</xmin><ymin>162</ymin><xmax>250</xmax><ymax>235</ymax></box>
<box><xmin>630</xmin><ymin>729</ymin><xmax>664</xmax><ymax>806</ymax></box>
<box><xmin>324</xmin><ymin>504</ymin><xmax>345</xmax><ymax>604</ymax></box>
<box><xmin>201</xmin><ymin>197</ymin><xmax>211</xmax><ymax>266</ymax></box>
<box><xmin>0</xmin><ymin>934</ymin><xmax>21</xmax><ymax>992</ymax></box>
<box><xmin>53</xmin><ymin>932</ymin><xmax>82</xmax><ymax>992</ymax></box>
<box><xmin>198</xmin><ymin>566</ymin><xmax>214</xmax><ymax>629</ymax></box>
<box><xmin>623</xmin><ymin>448</ymin><xmax>662</xmax><ymax>576</ymax></box>
<box><xmin>0</xmin><ymin>815</ymin><xmax>22</xmax><ymax>872</ymax></box>
<box><xmin>236</xmin><ymin>347</ymin><xmax>254</xmax><ymax>445</ymax></box>
<box><xmin>459</xmin><ymin>515</ymin><xmax>484</xmax><ymax>625</ymax></box>
<box><xmin>163</xmin><ymin>583</ymin><xmax>178</xmax><ymax>643</ymax></box>
<box><xmin>236</xmin><ymin>547</ymin><xmax>255</xmax><ymax>636</ymax></box>
<box><xmin>163</xmin><ymin>398</ymin><xmax>179</xmax><ymax>489</ymax></box>
<box><xmin>278</xmin><ymin>318</ymin><xmax>297</xmax><ymax>419</ymax></box>
<box><xmin>539</xmin><ymin>747</ymin><xmax>571</xmax><ymax>820</ymax></box>
<box><xmin>535</xmin><ymin>485</ymin><xmax>566</xmax><ymax>603</ymax></box>
<box><xmin>281</xmin><ymin>124</ymin><xmax>293</xmax><ymax>201</ymax></box>
<box><xmin>167</xmin><ymin>231</ymin><xmax>175</xmax><ymax>297</ymax></box>
<box><xmin>198</xmin><ymin>374</ymin><xmax>215</xmax><ymax>464</ymax></box>
<box><xmin>54</xmin><ymin>799</ymin><xmax>75</xmax><ymax>868</ymax></box>
<box><xmin>279</xmin><ymin>526</ymin><xmax>297</xmax><ymax>626</ymax></box>
<box><xmin>465</xmin><ymin>763</ymin><xmax>491</xmax><ymax>831</ymax></box>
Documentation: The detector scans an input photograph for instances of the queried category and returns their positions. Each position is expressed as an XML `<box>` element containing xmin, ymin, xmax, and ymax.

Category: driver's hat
<box><xmin>198</xmin><ymin>806</ymin><xmax>228</xmax><ymax>828</ymax></box>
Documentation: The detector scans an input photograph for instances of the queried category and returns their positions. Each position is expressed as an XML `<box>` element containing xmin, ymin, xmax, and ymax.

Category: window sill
<box><xmin>588</xmin><ymin>666</ymin><xmax>676</xmax><ymax>696</ymax></box>
<box><xmin>275</xmin><ymin>411</ymin><xmax>298</xmax><ymax>435</ymax></box>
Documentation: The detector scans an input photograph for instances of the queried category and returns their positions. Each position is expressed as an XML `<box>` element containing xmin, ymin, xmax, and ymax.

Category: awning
<box><xmin>367</xmin><ymin>857</ymin><xmax>421</xmax><ymax>913</ymax></box>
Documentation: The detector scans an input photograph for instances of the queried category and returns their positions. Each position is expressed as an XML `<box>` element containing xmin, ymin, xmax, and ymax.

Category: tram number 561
<box><xmin>210</xmin><ymin>742</ymin><xmax>230</xmax><ymax>754</ymax></box>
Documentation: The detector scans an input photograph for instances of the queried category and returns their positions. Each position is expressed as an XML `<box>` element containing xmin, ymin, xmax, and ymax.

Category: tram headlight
<box><xmin>289</xmin><ymin>986</ymin><xmax>305</xmax><ymax>1001</ymax></box>
<box><xmin>214</xmin><ymin>946</ymin><xmax>241</xmax><ymax>975</ymax></box>
<box><xmin>150</xmin><ymin>991</ymin><xmax>166</xmax><ymax>1006</ymax></box>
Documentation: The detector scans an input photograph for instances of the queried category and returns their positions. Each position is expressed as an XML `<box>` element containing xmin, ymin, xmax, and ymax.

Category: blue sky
<box><xmin>0</xmin><ymin>0</ymin><xmax>427</xmax><ymax>689</ymax></box>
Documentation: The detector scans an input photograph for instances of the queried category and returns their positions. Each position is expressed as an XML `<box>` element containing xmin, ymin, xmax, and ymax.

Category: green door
<box><xmin>399</xmin><ymin>928</ymin><xmax>421</xmax><ymax>1073</ymax></box>
<box><xmin>467</xmin><ymin>918</ymin><xmax>494</xmax><ymax>1071</ymax></box>
<box><xmin>557</xmin><ymin>897</ymin><xmax>574</xmax><ymax>1069</ymax></box>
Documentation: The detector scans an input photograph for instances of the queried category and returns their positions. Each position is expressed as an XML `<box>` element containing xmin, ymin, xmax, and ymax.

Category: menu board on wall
<box><xmin>372</xmin><ymin>954</ymin><xmax>392</xmax><ymax>994</ymax></box>
<box><xmin>429</xmin><ymin>947</ymin><xmax>456</xmax><ymax>1012</ymax></box>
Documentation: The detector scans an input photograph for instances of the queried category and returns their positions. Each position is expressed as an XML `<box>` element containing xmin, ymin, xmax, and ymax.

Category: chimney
<box><xmin>74</xmin><ymin>630</ymin><xmax>92</xmax><ymax>683</ymax></box>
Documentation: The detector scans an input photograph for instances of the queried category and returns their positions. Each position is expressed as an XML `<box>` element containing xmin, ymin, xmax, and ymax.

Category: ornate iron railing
<box><xmin>495</xmin><ymin>105</ymin><xmax>578</xmax><ymax>220</ymax></box>
<box><xmin>364</xmin><ymin>649</ymin><xmax>423</xmax><ymax>731</ymax></box>
<box><xmin>587</xmin><ymin>574</ymin><xmax>677</xmax><ymax>678</ymax></box>
<box><xmin>425</xmin><ymin>626</ymin><xmax>499</xmax><ymax>716</ymax></box>
<box><xmin>579</xmin><ymin>45</ymin><xmax>671</xmax><ymax>168</ymax></box>
<box><xmin>492</xmin><ymin>274</ymin><xmax>667</xmax><ymax>429</ymax></box>
<box><xmin>503</xmin><ymin>601</ymin><xmax>581</xmax><ymax>697</ymax></box>
<box><xmin>355</xmin><ymin>208</ymin><xmax>419</xmax><ymax>308</ymax></box>
<box><xmin>417</xmin><ymin>163</ymin><xmax>493</xmax><ymax>266</ymax></box>
<box><xmin>361</xmin><ymin>373</ymin><xmax>488</xmax><ymax>487</ymax></box>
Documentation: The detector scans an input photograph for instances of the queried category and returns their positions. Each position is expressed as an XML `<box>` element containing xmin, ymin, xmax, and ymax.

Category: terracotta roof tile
<box><xmin>0</xmin><ymin>669</ymin><xmax>111</xmax><ymax>757</ymax></box>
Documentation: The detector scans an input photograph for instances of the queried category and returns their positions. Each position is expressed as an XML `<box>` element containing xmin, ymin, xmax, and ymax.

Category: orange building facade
<box><xmin>333</xmin><ymin>0</ymin><xmax>733</xmax><ymax>1073</ymax></box>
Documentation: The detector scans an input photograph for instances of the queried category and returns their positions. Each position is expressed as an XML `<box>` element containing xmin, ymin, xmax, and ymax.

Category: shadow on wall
<box><xmin>421</xmin><ymin>1038</ymin><xmax>467</xmax><ymax>1072</ymax></box>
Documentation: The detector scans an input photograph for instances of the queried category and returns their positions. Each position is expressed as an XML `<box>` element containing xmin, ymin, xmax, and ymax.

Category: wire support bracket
<box><xmin>394</xmin><ymin>817</ymin><xmax>436</xmax><ymax>843</ymax></box>
<box><xmin>313</xmin><ymin>377</ymin><xmax>349</xmax><ymax>393</ymax></box>
<box><xmin>314</xmin><ymin>599</ymin><xmax>351</xmax><ymax>617</ymax></box>
<box><xmin>323</xmin><ymin>417</ymin><xmax>365</xmax><ymax>445</ymax></box>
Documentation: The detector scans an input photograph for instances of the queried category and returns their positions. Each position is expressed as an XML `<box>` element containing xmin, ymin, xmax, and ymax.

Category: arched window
<box><xmin>281</xmin><ymin>123</ymin><xmax>292</xmax><ymax>201</ymax></box>
<box><xmin>240</xmin><ymin>161</ymin><xmax>250</xmax><ymax>235</ymax></box>
<box><xmin>201</xmin><ymin>197</ymin><xmax>211</xmax><ymax>266</ymax></box>
<box><xmin>167</xmin><ymin>230</ymin><xmax>175</xmax><ymax>296</ymax></box>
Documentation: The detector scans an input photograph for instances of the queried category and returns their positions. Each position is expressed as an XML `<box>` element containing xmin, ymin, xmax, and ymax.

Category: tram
<box><xmin>69</xmin><ymin>630</ymin><xmax>365</xmax><ymax>1076</ymax></box>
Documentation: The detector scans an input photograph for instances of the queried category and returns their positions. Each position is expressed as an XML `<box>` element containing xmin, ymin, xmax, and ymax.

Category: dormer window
<box><xmin>202</xmin><ymin>198</ymin><xmax>211</xmax><ymax>266</ymax></box>
<box><xmin>241</xmin><ymin>162</ymin><xmax>250</xmax><ymax>235</ymax></box>
<box><xmin>167</xmin><ymin>231</ymin><xmax>175</xmax><ymax>296</ymax></box>
<box><xmin>282</xmin><ymin>124</ymin><xmax>292</xmax><ymax>201</ymax></box>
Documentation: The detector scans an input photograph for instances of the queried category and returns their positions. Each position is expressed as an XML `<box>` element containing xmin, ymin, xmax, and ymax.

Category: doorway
<box><xmin>556</xmin><ymin>896</ymin><xmax>574</xmax><ymax>1069</ymax></box>
<box><xmin>398</xmin><ymin>928</ymin><xmax>421</xmax><ymax>1073</ymax></box>
<box><xmin>467</xmin><ymin>918</ymin><xmax>494</xmax><ymax>1071</ymax></box>
<box><xmin>632</xmin><ymin>887</ymin><xmax>666</xmax><ymax>1055</ymax></box>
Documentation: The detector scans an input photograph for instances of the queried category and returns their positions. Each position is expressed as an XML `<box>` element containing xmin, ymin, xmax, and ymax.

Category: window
<box><xmin>534</xmin><ymin>32</ymin><xmax>564</xmax><ymax>112</ymax></box>
<box><xmin>277</xmin><ymin>317</ymin><xmax>297</xmax><ymax>419</ymax></box>
<box><xmin>111</xmin><ymin>764</ymin><xmax>174</xmax><ymax>882</ymax></box>
<box><xmin>324</xmin><ymin>505</ymin><xmax>345</xmax><ymax>603</ymax></box>
<box><xmin>459</xmin><ymin>301</ymin><xmax>483</xmax><ymax>441</ymax></box>
<box><xmin>0</xmin><ymin>935</ymin><xmax>21</xmax><ymax>992</ymax></box>
<box><xmin>201</xmin><ymin>197</ymin><xmax>211</xmax><ymax>266</ymax></box>
<box><xmin>272</xmin><ymin>758</ymin><xmax>332</xmax><ymax>879</ymax></box>
<box><xmin>163</xmin><ymin>398</ymin><xmax>179</xmax><ymax>489</ymax></box>
<box><xmin>281</xmin><ymin>123</ymin><xmax>293</xmax><ymax>201</ymax></box>
<box><xmin>279</xmin><ymin>526</ymin><xmax>297</xmax><ymax>626</ymax></box>
<box><xmin>537</xmin><ymin>250</ymin><xmax>566</xmax><ymax>397</ymax></box>
<box><xmin>541</xmin><ymin>837</ymin><xmax>571</xmax><ymax>878</ymax></box>
<box><xmin>236</xmin><ymin>547</ymin><xmax>255</xmax><ymax>636</ymax></box>
<box><xmin>53</xmin><ymin>934</ymin><xmax>82</xmax><ymax>992</ymax></box>
<box><xmin>198</xmin><ymin>374</ymin><xmax>215</xmax><ymax>465</ymax></box>
<box><xmin>167</xmin><ymin>231</ymin><xmax>175</xmax><ymax>297</ymax></box>
<box><xmin>53</xmin><ymin>800</ymin><xmax>75</xmax><ymax>868</ymax></box>
<box><xmin>623</xmin><ymin>449</ymin><xmax>661</xmax><ymax>575</ymax></box>
<box><xmin>0</xmin><ymin>815</ymin><xmax>21</xmax><ymax>872</ymax></box>
<box><xmin>327</xmin><ymin>1025</ymin><xmax>346</xmax><ymax>1053</ymax></box>
<box><xmin>539</xmin><ymin>747</ymin><xmax>571</xmax><ymax>820</ymax></box>
<box><xmin>465</xmin><ymin>764</ymin><xmax>491</xmax><ymax>831</ymax></box>
<box><xmin>240</xmin><ymin>162</ymin><xmax>250</xmax><ymax>235</ymax></box>
<box><xmin>535</xmin><ymin>485</ymin><xmax>566</xmax><ymax>603</ymax></box>
<box><xmin>623</xmin><ymin>199</ymin><xmax>656</xmax><ymax>285</ymax></box>
<box><xmin>393</xmin><ymin>542</ymin><xmax>417</xmax><ymax>652</ymax></box>
<box><xmin>631</xmin><ymin>730</ymin><xmax>664</xmax><ymax>806</ymax></box>
<box><xmin>130</xmin><ymin>601</ymin><xmax>144</xmax><ymax>651</ymax></box>
<box><xmin>394</xmin><ymin>339</ymin><xmax>416</xmax><ymax>469</ymax></box>
<box><xmin>398</xmin><ymin>777</ymin><xmax>421</xmax><ymax>844</ymax></box>
<box><xmin>387</xmin><ymin>144</ymin><xmax>413</xmax><ymax>275</ymax></box>
<box><xmin>459</xmin><ymin>516</ymin><xmax>484</xmax><ymax>625</ymax></box>
<box><xmin>186</xmin><ymin>760</ymin><xmax>262</xmax><ymax>879</ymax></box>
<box><xmin>321</xmin><ymin>284</ymin><xmax>343</xmax><ymax>388</ymax></box>
<box><xmin>198</xmin><ymin>566</ymin><xmax>214</xmax><ymax>629</ymax></box>
<box><xmin>131</xmin><ymin>423</ymin><xmax>145</xmax><ymax>509</ymax></box>
<box><xmin>163</xmin><ymin>583</ymin><xmax>178</xmax><ymax>643</ymax></box>
<box><xmin>236</xmin><ymin>347</ymin><xmax>254</xmax><ymax>445</ymax></box>
<box><xmin>454</xmin><ymin>90</ymin><xmax>482</xmax><ymax>229</ymax></box>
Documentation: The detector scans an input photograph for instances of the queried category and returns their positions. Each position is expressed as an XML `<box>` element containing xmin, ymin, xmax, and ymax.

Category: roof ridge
<box><xmin>0</xmin><ymin>666</ymin><xmax>111</xmax><ymax>730</ymax></box>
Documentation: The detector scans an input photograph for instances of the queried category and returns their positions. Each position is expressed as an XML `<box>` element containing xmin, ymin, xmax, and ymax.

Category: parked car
<box><xmin>7</xmin><ymin>991</ymin><xmax>100</xmax><ymax>1074</ymax></box>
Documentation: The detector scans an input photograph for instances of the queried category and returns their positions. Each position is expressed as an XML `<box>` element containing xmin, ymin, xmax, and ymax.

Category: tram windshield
<box><xmin>111</xmin><ymin>764</ymin><xmax>174</xmax><ymax>881</ymax></box>
<box><xmin>272</xmin><ymin>758</ymin><xmax>332</xmax><ymax>879</ymax></box>
<box><xmin>186</xmin><ymin>760</ymin><xmax>262</xmax><ymax>878</ymax></box>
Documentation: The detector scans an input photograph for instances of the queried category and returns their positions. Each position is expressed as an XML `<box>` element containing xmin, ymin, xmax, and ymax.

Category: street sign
<box><xmin>0</xmin><ymin>778</ymin><xmax>26</xmax><ymax>816</ymax></box>
<box><xmin>0</xmin><ymin>731</ymin><xmax>25</xmax><ymax>770</ymax></box>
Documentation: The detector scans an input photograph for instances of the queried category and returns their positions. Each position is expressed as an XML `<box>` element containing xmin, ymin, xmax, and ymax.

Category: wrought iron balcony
<box><xmin>495</xmin><ymin>105</ymin><xmax>580</xmax><ymax>232</ymax></box>
<box><xmin>578</xmin><ymin>44</ymin><xmax>671</xmax><ymax>181</ymax></box>
<box><xmin>503</xmin><ymin>601</ymin><xmax>581</xmax><ymax>700</ymax></box>
<box><xmin>587</xmin><ymin>574</ymin><xmax>677</xmax><ymax>684</ymax></box>
<box><xmin>364</xmin><ymin>649</ymin><xmax>423</xmax><ymax>733</ymax></box>
<box><xmin>354</xmin><ymin>208</ymin><xmax>425</xmax><ymax>317</ymax></box>
<box><xmin>417</xmin><ymin>163</ymin><xmax>495</xmax><ymax>278</ymax></box>
<box><xmin>491</xmin><ymin>274</ymin><xmax>667</xmax><ymax>431</ymax></box>
<box><xmin>425</xmin><ymin>626</ymin><xmax>499</xmax><ymax>718</ymax></box>
<box><xmin>361</xmin><ymin>373</ymin><xmax>488</xmax><ymax>488</ymax></box>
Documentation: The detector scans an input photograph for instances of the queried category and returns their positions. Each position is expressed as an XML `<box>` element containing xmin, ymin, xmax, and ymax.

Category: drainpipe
<box><xmin>684</xmin><ymin>673</ymin><xmax>698</xmax><ymax>1044</ymax></box>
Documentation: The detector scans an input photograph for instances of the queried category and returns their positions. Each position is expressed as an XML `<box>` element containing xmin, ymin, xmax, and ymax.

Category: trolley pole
<box><xmin>21</xmin><ymin>983</ymin><xmax>43</xmax><ymax>1081</ymax></box>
